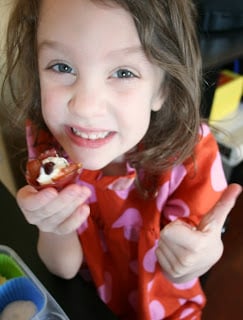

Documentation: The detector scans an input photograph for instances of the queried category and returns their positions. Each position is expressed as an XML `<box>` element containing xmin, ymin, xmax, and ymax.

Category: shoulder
<box><xmin>196</xmin><ymin>122</ymin><xmax>219</xmax><ymax>152</ymax></box>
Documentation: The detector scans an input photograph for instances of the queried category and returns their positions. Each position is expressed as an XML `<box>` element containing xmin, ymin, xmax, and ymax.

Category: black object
<box><xmin>196</xmin><ymin>0</ymin><xmax>243</xmax><ymax>32</ymax></box>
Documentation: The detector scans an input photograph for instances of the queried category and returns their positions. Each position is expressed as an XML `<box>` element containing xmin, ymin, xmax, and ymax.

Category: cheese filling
<box><xmin>37</xmin><ymin>156</ymin><xmax>69</xmax><ymax>185</ymax></box>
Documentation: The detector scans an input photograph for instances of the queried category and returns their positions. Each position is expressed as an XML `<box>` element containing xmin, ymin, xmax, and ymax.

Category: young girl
<box><xmin>2</xmin><ymin>0</ymin><xmax>241</xmax><ymax>319</ymax></box>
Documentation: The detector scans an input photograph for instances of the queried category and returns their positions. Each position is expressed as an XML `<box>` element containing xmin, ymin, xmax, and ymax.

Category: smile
<box><xmin>71</xmin><ymin>127</ymin><xmax>110</xmax><ymax>140</ymax></box>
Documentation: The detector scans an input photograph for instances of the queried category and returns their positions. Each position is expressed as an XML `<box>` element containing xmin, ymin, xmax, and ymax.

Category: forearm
<box><xmin>37</xmin><ymin>230</ymin><xmax>83</xmax><ymax>279</ymax></box>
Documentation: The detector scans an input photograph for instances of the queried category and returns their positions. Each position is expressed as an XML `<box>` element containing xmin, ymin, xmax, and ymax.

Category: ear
<box><xmin>151</xmin><ymin>93</ymin><xmax>166</xmax><ymax>112</ymax></box>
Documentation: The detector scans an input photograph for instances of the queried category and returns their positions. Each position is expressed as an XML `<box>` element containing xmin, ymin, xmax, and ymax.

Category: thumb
<box><xmin>198</xmin><ymin>183</ymin><xmax>242</xmax><ymax>233</ymax></box>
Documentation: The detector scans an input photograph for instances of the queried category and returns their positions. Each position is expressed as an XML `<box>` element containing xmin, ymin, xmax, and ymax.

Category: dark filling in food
<box><xmin>43</xmin><ymin>162</ymin><xmax>55</xmax><ymax>174</ymax></box>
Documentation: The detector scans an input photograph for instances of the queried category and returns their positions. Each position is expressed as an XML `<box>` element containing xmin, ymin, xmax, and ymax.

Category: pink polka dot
<box><xmin>179</xmin><ymin>308</ymin><xmax>194</xmax><ymax>319</ymax></box>
<box><xmin>190</xmin><ymin>294</ymin><xmax>204</xmax><ymax>305</ymax></box>
<box><xmin>114</xmin><ymin>189</ymin><xmax>130</xmax><ymax>200</ymax></box>
<box><xmin>143</xmin><ymin>240</ymin><xmax>159</xmax><ymax>273</ymax></box>
<box><xmin>77</xmin><ymin>219</ymin><xmax>88</xmax><ymax>235</ymax></box>
<box><xmin>112</xmin><ymin>208</ymin><xmax>143</xmax><ymax>241</ymax></box>
<box><xmin>173</xmin><ymin>278</ymin><xmax>197</xmax><ymax>290</ymax></box>
<box><xmin>178</xmin><ymin>298</ymin><xmax>186</xmax><ymax>305</ymax></box>
<box><xmin>97</xmin><ymin>272</ymin><xmax>112</xmax><ymax>304</ymax></box>
<box><xmin>124</xmin><ymin>227</ymin><xmax>141</xmax><ymax>242</ymax></box>
<box><xmin>164</xmin><ymin>198</ymin><xmax>190</xmax><ymax>221</ymax></box>
<box><xmin>108</xmin><ymin>177</ymin><xmax>135</xmax><ymax>199</ymax></box>
<box><xmin>149</xmin><ymin>300</ymin><xmax>165</xmax><ymax>320</ymax></box>
<box><xmin>199</xmin><ymin>123</ymin><xmax>210</xmax><ymax>137</ymax></box>
<box><xmin>210</xmin><ymin>152</ymin><xmax>227</xmax><ymax>192</ymax></box>
<box><xmin>112</xmin><ymin>208</ymin><xmax>142</xmax><ymax>228</ymax></box>
<box><xmin>170</xmin><ymin>165</ymin><xmax>187</xmax><ymax>194</ymax></box>
<box><xmin>156</xmin><ymin>182</ymin><xmax>170</xmax><ymax>211</ymax></box>
<box><xmin>156</xmin><ymin>165</ymin><xmax>187</xmax><ymax>212</ymax></box>
<box><xmin>76</xmin><ymin>180</ymin><xmax>97</xmax><ymax>203</ymax></box>
<box><xmin>147</xmin><ymin>280</ymin><xmax>154</xmax><ymax>291</ymax></box>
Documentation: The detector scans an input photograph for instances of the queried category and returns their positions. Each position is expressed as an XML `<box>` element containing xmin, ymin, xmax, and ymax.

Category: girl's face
<box><xmin>37</xmin><ymin>0</ymin><xmax>164</xmax><ymax>171</ymax></box>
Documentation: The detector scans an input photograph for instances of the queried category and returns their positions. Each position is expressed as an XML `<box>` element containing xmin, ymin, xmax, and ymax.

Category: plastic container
<box><xmin>0</xmin><ymin>245</ymin><xmax>69</xmax><ymax>319</ymax></box>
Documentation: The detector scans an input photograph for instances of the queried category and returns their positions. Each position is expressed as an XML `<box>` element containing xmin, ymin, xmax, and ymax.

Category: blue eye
<box><xmin>114</xmin><ymin>69</ymin><xmax>135</xmax><ymax>79</ymax></box>
<box><xmin>51</xmin><ymin>63</ymin><xmax>74</xmax><ymax>74</ymax></box>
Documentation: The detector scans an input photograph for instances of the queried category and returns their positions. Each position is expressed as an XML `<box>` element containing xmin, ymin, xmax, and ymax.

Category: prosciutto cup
<box><xmin>26</xmin><ymin>149</ymin><xmax>82</xmax><ymax>191</ymax></box>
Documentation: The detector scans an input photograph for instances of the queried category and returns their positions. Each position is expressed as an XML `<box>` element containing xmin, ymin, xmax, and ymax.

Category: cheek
<box><xmin>40</xmin><ymin>85</ymin><xmax>64</xmax><ymax>121</ymax></box>
<box><xmin>41</xmin><ymin>93</ymin><xmax>54</xmax><ymax>119</ymax></box>
<box><xmin>120</xmin><ymin>100</ymin><xmax>151</xmax><ymax>142</ymax></box>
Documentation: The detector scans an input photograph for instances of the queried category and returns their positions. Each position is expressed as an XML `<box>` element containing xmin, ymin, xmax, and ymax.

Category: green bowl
<box><xmin>0</xmin><ymin>254</ymin><xmax>24</xmax><ymax>281</ymax></box>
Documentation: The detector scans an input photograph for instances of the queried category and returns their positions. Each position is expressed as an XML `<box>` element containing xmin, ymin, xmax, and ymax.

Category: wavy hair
<box><xmin>2</xmin><ymin>0</ymin><xmax>202</xmax><ymax>182</ymax></box>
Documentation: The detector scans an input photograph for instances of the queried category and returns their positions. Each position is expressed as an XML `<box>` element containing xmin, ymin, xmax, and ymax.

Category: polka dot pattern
<box><xmin>26</xmin><ymin>121</ymin><xmax>225</xmax><ymax>319</ymax></box>
<box><xmin>98</xmin><ymin>272</ymin><xmax>112</xmax><ymax>304</ymax></box>
<box><xmin>179</xmin><ymin>307</ymin><xmax>194</xmax><ymax>319</ymax></box>
<box><xmin>149</xmin><ymin>300</ymin><xmax>165</xmax><ymax>320</ymax></box>
<box><xmin>164</xmin><ymin>198</ymin><xmax>190</xmax><ymax>222</ymax></box>
<box><xmin>199</xmin><ymin>123</ymin><xmax>210</xmax><ymax>137</ymax></box>
<box><xmin>112</xmin><ymin>208</ymin><xmax>143</xmax><ymax>241</ymax></box>
<box><xmin>143</xmin><ymin>240</ymin><xmax>159</xmax><ymax>273</ymax></box>
<box><xmin>173</xmin><ymin>278</ymin><xmax>198</xmax><ymax>290</ymax></box>
<box><xmin>77</xmin><ymin>125</ymin><xmax>225</xmax><ymax>319</ymax></box>
<box><xmin>211</xmin><ymin>151</ymin><xmax>227</xmax><ymax>192</ymax></box>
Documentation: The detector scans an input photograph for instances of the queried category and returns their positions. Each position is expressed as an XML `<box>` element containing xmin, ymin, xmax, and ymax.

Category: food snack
<box><xmin>26</xmin><ymin>149</ymin><xmax>82</xmax><ymax>190</ymax></box>
<box><xmin>0</xmin><ymin>300</ymin><xmax>36</xmax><ymax>320</ymax></box>
<box><xmin>0</xmin><ymin>275</ymin><xmax>7</xmax><ymax>285</ymax></box>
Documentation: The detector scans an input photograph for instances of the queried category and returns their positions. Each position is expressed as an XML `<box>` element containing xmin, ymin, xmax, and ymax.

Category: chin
<box><xmin>66</xmin><ymin>149</ymin><xmax>117</xmax><ymax>172</ymax></box>
<box><xmin>81</xmin><ymin>160</ymin><xmax>108</xmax><ymax>171</ymax></box>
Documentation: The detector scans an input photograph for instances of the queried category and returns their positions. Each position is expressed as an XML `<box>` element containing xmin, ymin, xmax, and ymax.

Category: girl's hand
<box><xmin>156</xmin><ymin>184</ymin><xmax>242</xmax><ymax>283</ymax></box>
<box><xmin>17</xmin><ymin>184</ymin><xmax>91</xmax><ymax>235</ymax></box>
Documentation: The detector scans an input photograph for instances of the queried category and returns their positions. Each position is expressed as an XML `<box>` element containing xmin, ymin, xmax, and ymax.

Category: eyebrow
<box><xmin>38</xmin><ymin>40</ymin><xmax>69</xmax><ymax>53</ymax></box>
<box><xmin>38</xmin><ymin>40</ymin><xmax>146</xmax><ymax>58</ymax></box>
<box><xmin>109</xmin><ymin>45</ymin><xmax>145</xmax><ymax>56</ymax></box>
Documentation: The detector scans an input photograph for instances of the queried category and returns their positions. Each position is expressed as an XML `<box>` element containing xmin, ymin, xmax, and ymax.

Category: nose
<box><xmin>68</xmin><ymin>79</ymin><xmax>106</xmax><ymax>118</ymax></box>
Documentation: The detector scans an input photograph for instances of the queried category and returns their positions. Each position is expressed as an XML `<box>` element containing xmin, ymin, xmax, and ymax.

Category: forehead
<box><xmin>37</xmin><ymin>0</ymin><xmax>143</xmax><ymax>60</ymax></box>
<box><xmin>38</xmin><ymin>0</ymin><xmax>136</xmax><ymax>39</ymax></box>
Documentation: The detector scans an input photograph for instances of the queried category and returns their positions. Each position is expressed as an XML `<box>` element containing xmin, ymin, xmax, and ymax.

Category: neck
<box><xmin>102</xmin><ymin>161</ymin><xmax>127</xmax><ymax>176</ymax></box>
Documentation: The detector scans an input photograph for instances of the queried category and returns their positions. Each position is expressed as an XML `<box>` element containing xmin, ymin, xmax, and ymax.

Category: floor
<box><xmin>201</xmin><ymin>186</ymin><xmax>243</xmax><ymax>319</ymax></box>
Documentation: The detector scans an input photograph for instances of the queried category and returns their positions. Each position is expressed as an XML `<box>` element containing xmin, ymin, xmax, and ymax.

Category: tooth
<box><xmin>72</xmin><ymin>128</ymin><xmax>109</xmax><ymax>140</ymax></box>
<box><xmin>81</xmin><ymin>132</ymin><xmax>89</xmax><ymax>139</ymax></box>
<box><xmin>89</xmin><ymin>133</ymin><xmax>97</xmax><ymax>140</ymax></box>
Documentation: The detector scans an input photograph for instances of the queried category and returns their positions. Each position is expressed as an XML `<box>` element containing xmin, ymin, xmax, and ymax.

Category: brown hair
<box><xmin>2</xmin><ymin>0</ymin><xmax>202</xmax><ymax>181</ymax></box>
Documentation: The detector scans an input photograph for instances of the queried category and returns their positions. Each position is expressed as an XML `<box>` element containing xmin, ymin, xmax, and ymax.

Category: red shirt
<box><xmin>26</xmin><ymin>122</ymin><xmax>227</xmax><ymax>319</ymax></box>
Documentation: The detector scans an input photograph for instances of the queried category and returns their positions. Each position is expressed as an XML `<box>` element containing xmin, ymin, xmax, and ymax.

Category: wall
<box><xmin>0</xmin><ymin>0</ymin><xmax>16</xmax><ymax>195</ymax></box>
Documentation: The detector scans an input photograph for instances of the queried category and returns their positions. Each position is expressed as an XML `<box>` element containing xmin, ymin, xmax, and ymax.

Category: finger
<box><xmin>18</xmin><ymin>184</ymin><xmax>90</xmax><ymax>216</ymax></box>
<box><xmin>198</xmin><ymin>183</ymin><xmax>242</xmax><ymax>233</ymax></box>
<box><xmin>156</xmin><ymin>240</ymin><xmax>184</xmax><ymax>278</ymax></box>
<box><xmin>17</xmin><ymin>185</ymin><xmax>58</xmax><ymax>211</ymax></box>
<box><xmin>156</xmin><ymin>242</ymin><xmax>200</xmax><ymax>282</ymax></box>
<box><xmin>156</xmin><ymin>236</ymin><xmax>219</xmax><ymax>283</ymax></box>
<box><xmin>38</xmin><ymin>185</ymin><xmax>90</xmax><ymax>220</ymax></box>
<box><xmin>56</xmin><ymin>204</ymin><xmax>90</xmax><ymax>235</ymax></box>
<box><xmin>160</xmin><ymin>220</ymin><xmax>201</xmax><ymax>250</ymax></box>
<box><xmin>39</xmin><ymin>195</ymin><xmax>89</xmax><ymax>227</ymax></box>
